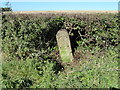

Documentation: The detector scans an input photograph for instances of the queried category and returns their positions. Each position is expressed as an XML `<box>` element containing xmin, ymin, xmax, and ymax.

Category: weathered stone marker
<box><xmin>56</xmin><ymin>29</ymin><xmax>73</xmax><ymax>63</ymax></box>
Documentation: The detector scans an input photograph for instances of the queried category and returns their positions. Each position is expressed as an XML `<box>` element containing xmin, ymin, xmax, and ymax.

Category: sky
<box><xmin>1</xmin><ymin>0</ymin><xmax>120</xmax><ymax>2</ymax></box>
<box><xmin>1</xmin><ymin>0</ymin><xmax>120</xmax><ymax>11</ymax></box>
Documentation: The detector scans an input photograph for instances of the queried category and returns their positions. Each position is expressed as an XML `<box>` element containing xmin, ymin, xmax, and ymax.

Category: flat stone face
<box><xmin>56</xmin><ymin>29</ymin><xmax>73</xmax><ymax>63</ymax></box>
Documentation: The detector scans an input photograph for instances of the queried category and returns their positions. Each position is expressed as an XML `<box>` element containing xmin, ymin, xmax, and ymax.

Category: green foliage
<box><xmin>2</xmin><ymin>14</ymin><xmax>49</xmax><ymax>60</ymax></box>
<box><xmin>2</xmin><ymin>48</ymin><xmax>119</xmax><ymax>88</ymax></box>
<box><xmin>1</xmin><ymin>13</ymin><xmax>119</xmax><ymax>88</ymax></box>
<box><xmin>2</xmin><ymin>14</ymin><xmax>119</xmax><ymax>59</ymax></box>
<box><xmin>2</xmin><ymin>58</ymin><xmax>57</xmax><ymax>88</ymax></box>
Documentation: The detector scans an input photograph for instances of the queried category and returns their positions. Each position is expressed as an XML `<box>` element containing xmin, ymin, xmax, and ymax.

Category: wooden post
<box><xmin>56</xmin><ymin>29</ymin><xmax>73</xmax><ymax>63</ymax></box>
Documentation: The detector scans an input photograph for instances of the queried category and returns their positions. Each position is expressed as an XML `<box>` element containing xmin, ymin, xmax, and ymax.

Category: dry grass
<box><xmin>4</xmin><ymin>10</ymin><xmax>118</xmax><ymax>14</ymax></box>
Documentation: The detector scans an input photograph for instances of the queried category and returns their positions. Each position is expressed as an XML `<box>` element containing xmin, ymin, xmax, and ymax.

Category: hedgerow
<box><xmin>1</xmin><ymin>13</ymin><xmax>119</xmax><ymax>88</ymax></box>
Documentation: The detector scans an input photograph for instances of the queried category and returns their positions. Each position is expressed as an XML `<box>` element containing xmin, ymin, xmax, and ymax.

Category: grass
<box><xmin>1</xmin><ymin>46</ymin><xmax>119</xmax><ymax>88</ymax></box>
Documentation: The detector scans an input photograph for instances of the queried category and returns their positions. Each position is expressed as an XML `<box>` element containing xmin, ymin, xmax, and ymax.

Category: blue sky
<box><xmin>1</xmin><ymin>0</ymin><xmax>120</xmax><ymax>2</ymax></box>
<box><xmin>1</xmin><ymin>0</ymin><xmax>119</xmax><ymax>11</ymax></box>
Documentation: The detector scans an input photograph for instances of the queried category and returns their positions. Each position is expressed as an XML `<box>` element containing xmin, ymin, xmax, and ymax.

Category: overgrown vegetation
<box><xmin>1</xmin><ymin>13</ymin><xmax>119</xmax><ymax>88</ymax></box>
<box><xmin>1</xmin><ymin>7</ymin><xmax>12</xmax><ymax>12</ymax></box>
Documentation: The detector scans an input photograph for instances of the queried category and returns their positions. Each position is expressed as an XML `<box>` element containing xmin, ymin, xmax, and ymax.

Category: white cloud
<box><xmin>1</xmin><ymin>0</ymin><xmax>120</xmax><ymax>2</ymax></box>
